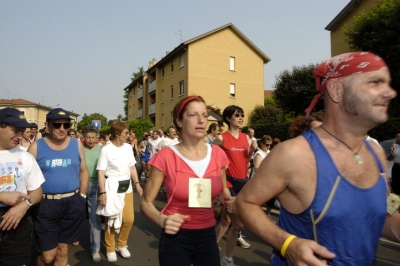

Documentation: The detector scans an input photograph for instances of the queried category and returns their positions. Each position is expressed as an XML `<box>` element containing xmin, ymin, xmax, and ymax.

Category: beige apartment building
<box><xmin>0</xmin><ymin>98</ymin><xmax>79</xmax><ymax>129</ymax></box>
<box><xmin>325</xmin><ymin>0</ymin><xmax>377</xmax><ymax>56</ymax></box>
<box><xmin>124</xmin><ymin>23</ymin><xmax>270</xmax><ymax>130</ymax></box>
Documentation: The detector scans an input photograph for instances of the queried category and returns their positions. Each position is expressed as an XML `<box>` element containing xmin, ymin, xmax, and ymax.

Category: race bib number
<box><xmin>188</xmin><ymin>178</ymin><xmax>211</xmax><ymax>208</ymax></box>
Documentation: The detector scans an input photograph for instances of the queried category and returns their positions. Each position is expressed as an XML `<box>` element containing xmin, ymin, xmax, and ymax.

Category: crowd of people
<box><xmin>1</xmin><ymin>51</ymin><xmax>400</xmax><ymax>266</ymax></box>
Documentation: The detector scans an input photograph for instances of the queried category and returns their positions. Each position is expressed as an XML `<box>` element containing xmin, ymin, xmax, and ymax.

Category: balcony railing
<box><xmin>148</xmin><ymin>103</ymin><xmax>156</xmax><ymax>115</ymax></box>
<box><xmin>138</xmin><ymin>89</ymin><xmax>143</xmax><ymax>99</ymax></box>
<box><xmin>137</xmin><ymin>108</ymin><xmax>143</xmax><ymax>118</ymax></box>
<box><xmin>149</xmin><ymin>80</ymin><xmax>156</xmax><ymax>94</ymax></box>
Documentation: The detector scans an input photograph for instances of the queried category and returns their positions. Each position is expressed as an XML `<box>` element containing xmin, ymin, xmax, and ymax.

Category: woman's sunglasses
<box><xmin>234</xmin><ymin>113</ymin><xmax>244</xmax><ymax>118</ymax></box>
<box><xmin>51</xmin><ymin>123</ymin><xmax>71</xmax><ymax>129</ymax></box>
<box><xmin>263</xmin><ymin>143</ymin><xmax>271</xmax><ymax>146</ymax></box>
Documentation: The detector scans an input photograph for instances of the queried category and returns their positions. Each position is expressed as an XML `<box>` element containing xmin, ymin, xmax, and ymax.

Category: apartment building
<box><xmin>0</xmin><ymin>98</ymin><xmax>79</xmax><ymax>129</ymax></box>
<box><xmin>124</xmin><ymin>23</ymin><xmax>270</xmax><ymax>130</ymax></box>
<box><xmin>325</xmin><ymin>0</ymin><xmax>377</xmax><ymax>56</ymax></box>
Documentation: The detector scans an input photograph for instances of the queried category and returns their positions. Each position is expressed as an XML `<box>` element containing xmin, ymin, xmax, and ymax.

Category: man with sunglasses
<box><xmin>28</xmin><ymin>108</ymin><xmax>89</xmax><ymax>266</ymax></box>
<box><xmin>0</xmin><ymin>108</ymin><xmax>45</xmax><ymax>266</ymax></box>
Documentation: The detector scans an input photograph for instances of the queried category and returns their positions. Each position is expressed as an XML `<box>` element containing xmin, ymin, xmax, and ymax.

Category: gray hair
<box><xmin>81</xmin><ymin>124</ymin><xmax>99</xmax><ymax>137</ymax></box>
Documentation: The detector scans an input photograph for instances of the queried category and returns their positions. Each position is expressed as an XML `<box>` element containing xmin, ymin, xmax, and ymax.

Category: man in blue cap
<box><xmin>0</xmin><ymin>107</ymin><xmax>45</xmax><ymax>266</ymax></box>
<box><xmin>28</xmin><ymin>108</ymin><xmax>89</xmax><ymax>266</ymax></box>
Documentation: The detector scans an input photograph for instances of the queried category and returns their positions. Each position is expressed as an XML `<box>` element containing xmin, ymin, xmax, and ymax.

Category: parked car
<box><xmin>379</xmin><ymin>138</ymin><xmax>395</xmax><ymax>182</ymax></box>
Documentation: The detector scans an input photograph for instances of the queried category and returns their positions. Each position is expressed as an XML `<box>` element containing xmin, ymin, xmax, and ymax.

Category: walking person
<box><xmin>0</xmin><ymin>108</ymin><xmax>45</xmax><ymax>266</ymax></box>
<box><xmin>140</xmin><ymin>96</ymin><xmax>231</xmax><ymax>266</ymax></box>
<box><xmin>388</xmin><ymin>133</ymin><xmax>400</xmax><ymax>195</ymax></box>
<box><xmin>28</xmin><ymin>108</ymin><xmax>89</xmax><ymax>266</ymax></box>
<box><xmin>81</xmin><ymin>125</ymin><xmax>103</xmax><ymax>262</ymax></box>
<box><xmin>97</xmin><ymin>121</ymin><xmax>143</xmax><ymax>262</ymax></box>
<box><xmin>235</xmin><ymin>52</ymin><xmax>400</xmax><ymax>265</ymax></box>
<box><xmin>213</xmin><ymin>105</ymin><xmax>257</xmax><ymax>266</ymax></box>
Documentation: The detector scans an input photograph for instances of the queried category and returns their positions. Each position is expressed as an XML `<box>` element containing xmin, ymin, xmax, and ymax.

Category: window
<box><xmin>179</xmin><ymin>54</ymin><xmax>184</xmax><ymax>68</ymax></box>
<box><xmin>129</xmin><ymin>106</ymin><xmax>132</xmax><ymax>115</ymax></box>
<box><xmin>171</xmin><ymin>86</ymin><xmax>174</xmax><ymax>99</ymax></box>
<box><xmin>162</xmin><ymin>67</ymin><xmax>164</xmax><ymax>78</ymax></box>
<box><xmin>171</xmin><ymin>60</ymin><xmax>174</xmax><ymax>73</ymax></box>
<box><xmin>161</xmin><ymin>114</ymin><xmax>164</xmax><ymax>127</ymax></box>
<box><xmin>179</xmin><ymin>81</ymin><xmax>184</xmax><ymax>96</ymax></box>
<box><xmin>230</xmin><ymin>83</ymin><xmax>235</xmax><ymax>97</ymax></box>
<box><xmin>162</xmin><ymin>90</ymin><xmax>164</xmax><ymax>103</ymax></box>
<box><xmin>230</xmin><ymin>57</ymin><xmax>235</xmax><ymax>71</ymax></box>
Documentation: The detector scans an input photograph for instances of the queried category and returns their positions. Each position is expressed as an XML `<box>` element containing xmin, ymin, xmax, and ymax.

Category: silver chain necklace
<box><xmin>320</xmin><ymin>126</ymin><xmax>363</xmax><ymax>164</ymax></box>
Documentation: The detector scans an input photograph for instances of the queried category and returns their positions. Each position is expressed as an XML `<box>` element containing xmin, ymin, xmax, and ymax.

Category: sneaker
<box><xmin>71</xmin><ymin>241</ymin><xmax>79</xmax><ymax>246</ymax></box>
<box><xmin>107</xmin><ymin>252</ymin><xmax>117</xmax><ymax>262</ymax></box>
<box><xmin>221</xmin><ymin>256</ymin><xmax>235</xmax><ymax>266</ymax></box>
<box><xmin>236</xmin><ymin>235</ymin><xmax>251</xmax><ymax>249</ymax></box>
<box><xmin>92</xmin><ymin>252</ymin><xmax>101</xmax><ymax>263</ymax></box>
<box><xmin>116</xmin><ymin>245</ymin><xmax>131</xmax><ymax>258</ymax></box>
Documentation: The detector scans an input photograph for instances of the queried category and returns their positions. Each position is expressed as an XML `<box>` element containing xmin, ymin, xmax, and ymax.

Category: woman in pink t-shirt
<box><xmin>140</xmin><ymin>96</ymin><xmax>231</xmax><ymax>266</ymax></box>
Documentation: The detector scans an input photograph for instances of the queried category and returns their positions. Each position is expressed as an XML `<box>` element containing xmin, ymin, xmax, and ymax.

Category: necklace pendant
<box><xmin>353</xmin><ymin>153</ymin><xmax>363</xmax><ymax>164</ymax></box>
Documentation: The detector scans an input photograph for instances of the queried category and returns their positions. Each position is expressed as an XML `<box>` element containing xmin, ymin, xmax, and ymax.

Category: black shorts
<box><xmin>0</xmin><ymin>207</ymin><xmax>33</xmax><ymax>266</ymax></box>
<box><xmin>32</xmin><ymin>193</ymin><xmax>86</xmax><ymax>251</ymax></box>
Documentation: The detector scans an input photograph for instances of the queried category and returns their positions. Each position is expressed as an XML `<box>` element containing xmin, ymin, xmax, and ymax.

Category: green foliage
<box><xmin>243</xmin><ymin>121</ymin><xmax>291</xmax><ymax>141</ymax></box>
<box><xmin>126</xmin><ymin>118</ymin><xmax>154</xmax><ymax>140</ymax></box>
<box><xmin>273</xmin><ymin>63</ymin><xmax>324</xmax><ymax>116</ymax></box>
<box><xmin>249</xmin><ymin>105</ymin><xmax>287</xmax><ymax>125</ymax></box>
<box><xmin>107</xmin><ymin>119</ymin><xmax>115</xmax><ymax>126</ymax></box>
<box><xmin>264</xmin><ymin>95</ymin><xmax>276</xmax><ymax>106</ymax></box>
<box><xmin>99</xmin><ymin>126</ymin><xmax>110</xmax><ymax>135</ymax></box>
<box><xmin>369</xmin><ymin>118</ymin><xmax>400</xmax><ymax>142</ymax></box>
<box><xmin>77</xmin><ymin>113</ymin><xmax>107</xmax><ymax>131</ymax></box>
<box><xmin>343</xmin><ymin>0</ymin><xmax>400</xmax><ymax>115</ymax></box>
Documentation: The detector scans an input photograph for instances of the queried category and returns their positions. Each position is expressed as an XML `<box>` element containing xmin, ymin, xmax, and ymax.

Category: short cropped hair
<box><xmin>81</xmin><ymin>124</ymin><xmax>99</xmax><ymax>137</ymax></box>
<box><xmin>110</xmin><ymin>121</ymin><xmax>128</xmax><ymax>139</ymax></box>
<box><xmin>222</xmin><ymin>105</ymin><xmax>244</xmax><ymax>129</ymax></box>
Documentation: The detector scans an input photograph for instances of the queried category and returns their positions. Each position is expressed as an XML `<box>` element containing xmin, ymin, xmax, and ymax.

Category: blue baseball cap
<box><xmin>46</xmin><ymin>108</ymin><xmax>72</xmax><ymax>121</ymax></box>
<box><xmin>0</xmin><ymin>108</ymin><xmax>32</xmax><ymax>128</ymax></box>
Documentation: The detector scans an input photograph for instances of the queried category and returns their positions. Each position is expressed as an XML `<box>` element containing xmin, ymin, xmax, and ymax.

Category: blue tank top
<box><xmin>36</xmin><ymin>138</ymin><xmax>81</xmax><ymax>194</ymax></box>
<box><xmin>272</xmin><ymin>130</ymin><xmax>387</xmax><ymax>266</ymax></box>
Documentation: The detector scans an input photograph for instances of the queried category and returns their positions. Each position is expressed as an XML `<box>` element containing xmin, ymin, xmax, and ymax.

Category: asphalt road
<box><xmin>30</xmin><ymin>182</ymin><xmax>400</xmax><ymax>266</ymax></box>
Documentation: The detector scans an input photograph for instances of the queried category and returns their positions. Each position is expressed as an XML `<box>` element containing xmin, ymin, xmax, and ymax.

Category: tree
<box><xmin>343</xmin><ymin>0</ymin><xmax>400</xmax><ymax>115</ymax></box>
<box><xmin>124</xmin><ymin>67</ymin><xmax>145</xmax><ymax>118</ymax></box>
<box><xmin>273</xmin><ymin>63</ymin><xmax>324</xmax><ymax>116</ymax></box>
<box><xmin>264</xmin><ymin>95</ymin><xmax>277</xmax><ymax>107</ymax></box>
<box><xmin>126</xmin><ymin>118</ymin><xmax>154</xmax><ymax>140</ymax></box>
<box><xmin>77</xmin><ymin>113</ymin><xmax>107</xmax><ymax>130</ymax></box>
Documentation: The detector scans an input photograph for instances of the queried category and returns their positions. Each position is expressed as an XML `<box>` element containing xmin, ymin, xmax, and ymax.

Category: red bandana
<box><xmin>305</xmin><ymin>52</ymin><xmax>388</xmax><ymax>116</ymax></box>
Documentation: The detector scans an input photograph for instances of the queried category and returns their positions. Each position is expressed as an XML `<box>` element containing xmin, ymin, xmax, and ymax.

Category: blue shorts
<box><xmin>32</xmin><ymin>193</ymin><xmax>86</xmax><ymax>251</ymax></box>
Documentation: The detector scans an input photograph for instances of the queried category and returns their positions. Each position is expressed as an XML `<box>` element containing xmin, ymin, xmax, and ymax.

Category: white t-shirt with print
<box><xmin>97</xmin><ymin>143</ymin><xmax>136</xmax><ymax>193</ymax></box>
<box><xmin>0</xmin><ymin>147</ymin><xmax>45</xmax><ymax>207</ymax></box>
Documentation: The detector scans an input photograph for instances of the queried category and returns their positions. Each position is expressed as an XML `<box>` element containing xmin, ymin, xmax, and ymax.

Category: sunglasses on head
<box><xmin>234</xmin><ymin>113</ymin><xmax>244</xmax><ymax>118</ymax></box>
<box><xmin>51</xmin><ymin>123</ymin><xmax>71</xmax><ymax>129</ymax></box>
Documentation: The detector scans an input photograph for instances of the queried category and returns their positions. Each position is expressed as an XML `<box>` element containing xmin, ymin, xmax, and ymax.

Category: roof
<box><xmin>147</xmin><ymin>23</ymin><xmax>271</xmax><ymax>74</ymax></box>
<box><xmin>325</xmin><ymin>0</ymin><xmax>363</xmax><ymax>31</ymax></box>
<box><xmin>0</xmin><ymin>98</ymin><xmax>80</xmax><ymax>117</ymax></box>
<box><xmin>264</xmin><ymin>90</ymin><xmax>274</xmax><ymax>97</ymax></box>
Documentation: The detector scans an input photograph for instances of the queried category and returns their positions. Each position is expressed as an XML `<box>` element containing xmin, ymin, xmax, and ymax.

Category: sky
<box><xmin>1</xmin><ymin>0</ymin><xmax>350</xmax><ymax>121</ymax></box>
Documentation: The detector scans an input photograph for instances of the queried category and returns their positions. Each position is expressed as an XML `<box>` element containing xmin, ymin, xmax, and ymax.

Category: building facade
<box><xmin>325</xmin><ymin>0</ymin><xmax>378</xmax><ymax>56</ymax></box>
<box><xmin>124</xmin><ymin>23</ymin><xmax>270</xmax><ymax>130</ymax></box>
<box><xmin>0</xmin><ymin>99</ymin><xmax>79</xmax><ymax>129</ymax></box>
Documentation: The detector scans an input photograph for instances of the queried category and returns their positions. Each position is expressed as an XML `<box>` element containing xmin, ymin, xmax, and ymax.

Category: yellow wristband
<box><xmin>281</xmin><ymin>235</ymin><xmax>297</xmax><ymax>257</ymax></box>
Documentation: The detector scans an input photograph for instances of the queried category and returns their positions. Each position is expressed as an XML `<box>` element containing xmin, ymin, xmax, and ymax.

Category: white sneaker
<box><xmin>116</xmin><ymin>245</ymin><xmax>131</xmax><ymax>258</ymax></box>
<box><xmin>92</xmin><ymin>252</ymin><xmax>101</xmax><ymax>263</ymax></box>
<box><xmin>236</xmin><ymin>235</ymin><xmax>251</xmax><ymax>249</ymax></box>
<box><xmin>107</xmin><ymin>252</ymin><xmax>117</xmax><ymax>262</ymax></box>
<box><xmin>221</xmin><ymin>256</ymin><xmax>235</xmax><ymax>266</ymax></box>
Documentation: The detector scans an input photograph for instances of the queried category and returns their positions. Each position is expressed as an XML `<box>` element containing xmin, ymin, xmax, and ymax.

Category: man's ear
<box><xmin>326</xmin><ymin>79</ymin><xmax>344</xmax><ymax>103</ymax></box>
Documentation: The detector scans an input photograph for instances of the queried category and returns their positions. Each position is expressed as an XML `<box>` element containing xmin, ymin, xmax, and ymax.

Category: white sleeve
<box><xmin>25</xmin><ymin>153</ymin><xmax>45</xmax><ymax>191</ymax></box>
<box><xmin>96</xmin><ymin>147</ymin><xmax>108</xmax><ymax>171</ymax></box>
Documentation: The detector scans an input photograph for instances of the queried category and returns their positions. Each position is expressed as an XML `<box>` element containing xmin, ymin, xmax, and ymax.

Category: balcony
<box><xmin>149</xmin><ymin>80</ymin><xmax>156</xmax><ymax>95</ymax></box>
<box><xmin>137</xmin><ymin>108</ymin><xmax>143</xmax><ymax>118</ymax></box>
<box><xmin>138</xmin><ymin>89</ymin><xmax>143</xmax><ymax>100</ymax></box>
<box><xmin>148</xmin><ymin>103</ymin><xmax>156</xmax><ymax>117</ymax></box>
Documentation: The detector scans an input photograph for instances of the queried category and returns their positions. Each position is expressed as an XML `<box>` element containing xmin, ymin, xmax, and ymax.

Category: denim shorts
<box><xmin>32</xmin><ymin>193</ymin><xmax>86</xmax><ymax>251</ymax></box>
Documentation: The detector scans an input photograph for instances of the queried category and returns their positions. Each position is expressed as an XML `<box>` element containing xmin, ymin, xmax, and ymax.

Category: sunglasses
<box><xmin>51</xmin><ymin>123</ymin><xmax>71</xmax><ymax>129</ymax></box>
<box><xmin>234</xmin><ymin>113</ymin><xmax>244</xmax><ymax>118</ymax></box>
<box><xmin>263</xmin><ymin>143</ymin><xmax>271</xmax><ymax>146</ymax></box>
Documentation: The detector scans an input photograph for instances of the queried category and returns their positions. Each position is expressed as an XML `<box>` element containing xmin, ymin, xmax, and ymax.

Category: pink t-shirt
<box><xmin>149</xmin><ymin>145</ymin><xmax>229</xmax><ymax>229</ymax></box>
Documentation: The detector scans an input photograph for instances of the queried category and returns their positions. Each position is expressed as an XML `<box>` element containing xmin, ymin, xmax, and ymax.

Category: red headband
<box><xmin>177</xmin><ymin>97</ymin><xmax>205</xmax><ymax>117</ymax></box>
<box><xmin>305</xmin><ymin>52</ymin><xmax>388</xmax><ymax>116</ymax></box>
